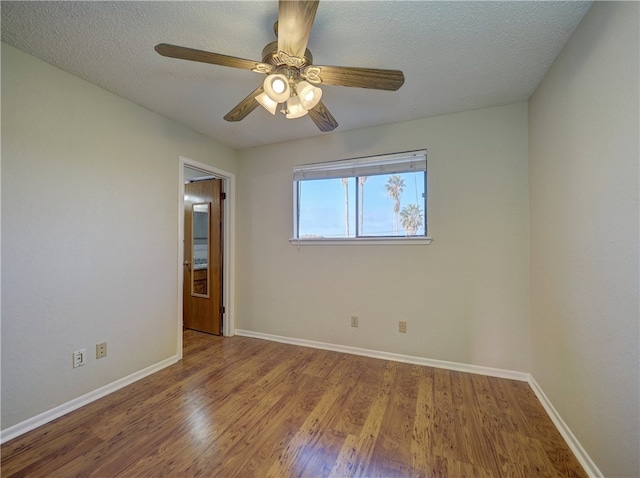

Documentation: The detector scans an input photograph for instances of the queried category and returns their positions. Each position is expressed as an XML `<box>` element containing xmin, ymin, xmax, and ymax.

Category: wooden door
<box><xmin>184</xmin><ymin>179</ymin><xmax>224</xmax><ymax>335</ymax></box>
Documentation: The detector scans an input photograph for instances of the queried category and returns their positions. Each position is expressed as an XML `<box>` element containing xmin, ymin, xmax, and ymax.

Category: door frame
<box><xmin>177</xmin><ymin>156</ymin><xmax>235</xmax><ymax>356</ymax></box>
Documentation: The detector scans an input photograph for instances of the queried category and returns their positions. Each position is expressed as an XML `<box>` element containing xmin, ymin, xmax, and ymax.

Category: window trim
<box><xmin>288</xmin><ymin>236</ymin><xmax>432</xmax><ymax>246</ymax></box>
<box><xmin>292</xmin><ymin>150</ymin><xmax>431</xmax><ymax>244</ymax></box>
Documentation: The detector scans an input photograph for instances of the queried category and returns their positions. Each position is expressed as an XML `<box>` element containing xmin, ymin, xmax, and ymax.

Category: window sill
<box><xmin>289</xmin><ymin>236</ymin><xmax>432</xmax><ymax>246</ymax></box>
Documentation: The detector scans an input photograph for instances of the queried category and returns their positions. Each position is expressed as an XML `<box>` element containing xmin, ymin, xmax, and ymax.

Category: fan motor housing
<box><xmin>261</xmin><ymin>41</ymin><xmax>313</xmax><ymax>69</ymax></box>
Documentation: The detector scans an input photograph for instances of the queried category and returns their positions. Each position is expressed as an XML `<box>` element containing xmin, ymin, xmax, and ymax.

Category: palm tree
<box><xmin>341</xmin><ymin>177</ymin><xmax>350</xmax><ymax>237</ymax></box>
<box><xmin>385</xmin><ymin>175</ymin><xmax>405</xmax><ymax>235</ymax></box>
<box><xmin>400</xmin><ymin>204</ymin><xmax>423</xmax><ymax>236</ymax></box>
<box><xmin>358</xmin><ymin>176</ymin><xmax>367</xmax><ymax>235</ymax></box>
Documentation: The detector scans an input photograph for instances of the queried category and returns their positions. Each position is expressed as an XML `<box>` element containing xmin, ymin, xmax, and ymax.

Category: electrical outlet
<box><xmin>399</xmin><ymin>321</ymin><xmax>407</xmax><ymax>333</ymax></box>
<box><xmin>351</xmin><ymin>316</ymin><xmax>359</xmax><ymax>327</ymax></box>
<box><xmin>73</xmin><ymin>349</ymin><xmax>86</xmax><ymax>368</ymax></box>
<box><xmin>96</xmin><ymin>342</ymin><xmax>107</xmax><ymax>359</ymax></box>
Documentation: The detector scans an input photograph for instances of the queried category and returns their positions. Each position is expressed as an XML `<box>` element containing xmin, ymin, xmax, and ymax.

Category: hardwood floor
<box><xmin>2</xmin><ymin>330</ymin><xmax>587</xmax><ymax>477</ymax></box>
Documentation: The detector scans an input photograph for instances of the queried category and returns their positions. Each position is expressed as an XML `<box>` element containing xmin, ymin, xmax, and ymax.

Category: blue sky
<box><xmin>298</xmin><ymin>172</ymin><xmax>426</xmax><ymax>238</ymax></box>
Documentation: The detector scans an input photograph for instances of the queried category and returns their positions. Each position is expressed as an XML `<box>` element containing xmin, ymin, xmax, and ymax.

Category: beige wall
<box><xmin>1</xmin><ymin>43</ymin><xmax>238</xmax><ymax>429</ymax></box>
<box><xmin>237</xmin><ymin>102</ymin><xmax>530</xmax><ymax>372</ymax></box>
<box><xmin>529</xmin><ymin>2</ymin><xmax>639</xmax><ymax>477</ymax></box>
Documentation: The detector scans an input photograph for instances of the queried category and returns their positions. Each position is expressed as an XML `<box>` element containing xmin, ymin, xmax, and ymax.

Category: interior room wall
<box><xmin>236</xmin><ymin>102</ymin><xmax>530</xmax><ymax>373</ymax></box>
<box><xmin>528</xmin><ymin>2</ymin><xmax>639</xmax><ymax>477</ymax></box>
<box><xmin>1</xmin><ymin>43</ymin><xmax>238</xmax><ymax>430</ymax></box>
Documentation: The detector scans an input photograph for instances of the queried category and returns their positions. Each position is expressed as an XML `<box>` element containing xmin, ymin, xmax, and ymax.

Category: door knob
<box><xmin>184</xmin><ymin>260</ymin><xmax>191</xmax><ymax>266</ymax></box>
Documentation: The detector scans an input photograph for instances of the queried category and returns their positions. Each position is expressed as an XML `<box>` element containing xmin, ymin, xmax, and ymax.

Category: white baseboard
<box><xmin>528</xmin><ymin>377</ymin><xmax>603</xmax><ymax>478</ymax></box>
<box><xmin>0</xmin><ymin>355</ymin><xmax>180</xmax><ymax>444</ymax></box>
<box><xmin>235</xmin><ymin>328</ymin><xmax>601</xmax><ymax>477</ymax></box>
<box><xmin>234</xmin><ymin>329</ymin><xmax>529</xmax><ymax>382</ymax></box>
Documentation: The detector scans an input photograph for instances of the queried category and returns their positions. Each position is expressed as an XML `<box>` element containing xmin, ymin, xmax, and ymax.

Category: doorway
<box><xmin>178</xmin><ymin>158</ymin><xmax>235</xmax><ymax>355</ymax></box>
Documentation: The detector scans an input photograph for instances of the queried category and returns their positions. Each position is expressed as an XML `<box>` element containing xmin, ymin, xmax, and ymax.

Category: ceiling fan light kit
<box><xmin>258</xmin><ymin>74</ymin><xmax>323</xmax><ymax>118</ymax></box>
<box><xmin>155</xmin><ymin>0</ymin><xmax>404</xmax><ymax>132</ymax></box>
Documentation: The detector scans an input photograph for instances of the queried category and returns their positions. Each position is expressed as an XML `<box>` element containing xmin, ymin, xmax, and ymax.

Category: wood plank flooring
<box><xmin>2</xmin><ymin>330</ymin><xmax>587</xmax><ymax>477</ymax></box>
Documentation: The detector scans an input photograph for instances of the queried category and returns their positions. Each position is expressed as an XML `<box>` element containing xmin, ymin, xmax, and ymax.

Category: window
<box><xmin>292</xmin><ymin>150</ymin><xmax>428</xmax><ymax>243</ymax></box>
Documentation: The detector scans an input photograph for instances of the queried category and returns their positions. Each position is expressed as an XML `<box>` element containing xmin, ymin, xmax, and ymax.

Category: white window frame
<box><xmin>290</xmin><ymin>150</ymin><xmax>432</xmax><ymax>246</ymax></box>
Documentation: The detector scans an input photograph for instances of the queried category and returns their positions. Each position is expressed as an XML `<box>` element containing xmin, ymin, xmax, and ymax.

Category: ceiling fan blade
<box><xmin>277</xmin><ymin>0</ymin><xmax>319</xmax><ymax>58</ymax></box>
<box><xmin>314</xmin><ymin>65</ymin><xmax>405</xmax><ymax>91</ymax></box>
<box><xmin>308</xmin><ymin>100</ymin><xmax>338</xmax><ymax>132</ymax></box>
<box><xmin>224</xmin><ymin>86</ymin><xmax>264</xmax><ymax>122</ymax></box>
<box><xmin>155</xmin><ymin>43</ymin><xmax>260</xmax><ymax>71</ymax></box>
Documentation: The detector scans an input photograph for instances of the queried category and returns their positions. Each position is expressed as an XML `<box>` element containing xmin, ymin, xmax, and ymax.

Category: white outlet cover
<box><xmin>73</xmin><ymin>349</ymin><xmax>86</xmax><ymax>368</ymax></box>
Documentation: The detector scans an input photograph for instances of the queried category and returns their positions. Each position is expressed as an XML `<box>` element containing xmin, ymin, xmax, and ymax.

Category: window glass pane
<box><xmin>298</xmin><ymin>178</ymin><xmax>356</xmax><ymax>238</ymax></box>
<box><xmin>359</xmin><ymin>172</ymin><xmax>425</xmax><ymax>237</ymax></box>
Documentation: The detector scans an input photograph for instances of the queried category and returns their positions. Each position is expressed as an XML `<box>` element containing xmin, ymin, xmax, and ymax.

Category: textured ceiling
<box><xmin>1</xmin><ymin>1</ymin><xmax>591</xmax><ymax>150</ymax></box>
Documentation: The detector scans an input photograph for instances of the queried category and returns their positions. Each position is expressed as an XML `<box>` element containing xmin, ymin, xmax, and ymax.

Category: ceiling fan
<box><xmin>155</xmin><ymin>0</ymin><xmax>404</xmax><ymax>132</ymax></box>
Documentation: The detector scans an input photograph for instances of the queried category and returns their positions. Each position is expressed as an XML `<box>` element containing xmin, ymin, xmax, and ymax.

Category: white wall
<box><xmin>529</xmin><ymin>2</ymin><xmax>639</xmax><ymax>477</ymax></box>
<box><xmin>237</xmin><ymin>102</ymin><xmax>530</xmax><ymax>372</ymax></box>
<box><xmin>1</xmin><ymin>43</ymin><xmax>238</xmax><ymax>430</ymax></box>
